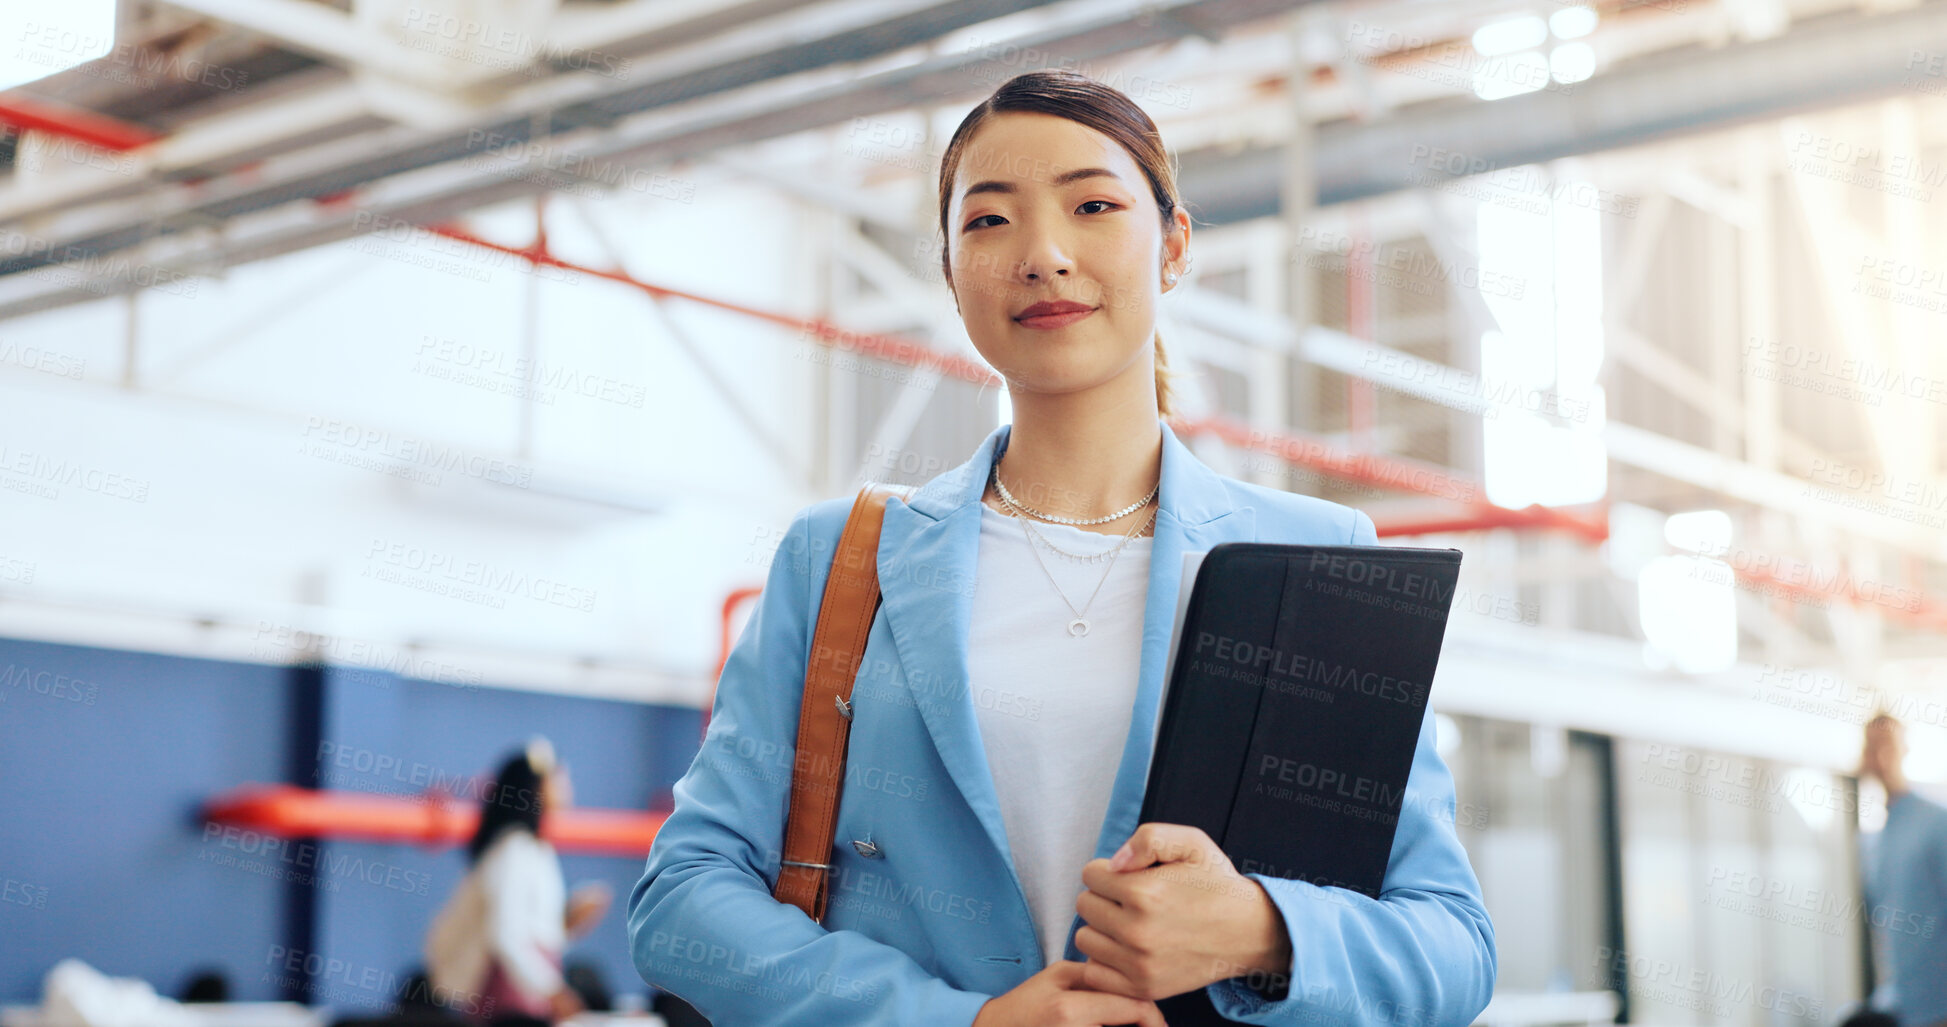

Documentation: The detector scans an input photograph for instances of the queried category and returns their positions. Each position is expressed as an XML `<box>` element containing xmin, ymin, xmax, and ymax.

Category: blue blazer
<box><xmin>628</xmin><ymin>419</ymin><xmax>1496</xmax><ymax>1025</ymax></box>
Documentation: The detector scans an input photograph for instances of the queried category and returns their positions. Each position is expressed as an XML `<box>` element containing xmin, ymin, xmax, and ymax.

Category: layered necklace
<box><xmin>989</xmin><ymin>459</ymin><xmax>1158</xmax><ymax>638</ymax></box>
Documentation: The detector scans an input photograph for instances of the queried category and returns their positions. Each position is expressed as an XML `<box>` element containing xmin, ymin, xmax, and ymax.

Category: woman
<box><xmin>628</xmin><ymin>70</ymin><xmax>1495</xmax><ymax>1026</ymax></box>
<box><xmin>427</xmin><ymin>738</ymin><xmax>612</xmax><ymax>1025</ymax></box>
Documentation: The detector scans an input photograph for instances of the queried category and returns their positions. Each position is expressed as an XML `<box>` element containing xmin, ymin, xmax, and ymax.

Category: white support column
<box><xmin>1775</xmin><ymin>116</ymin><xmax>1907</xmax><ymax>469</ymax></box>
<box><xmin>1274</xmin><ymin>10</ymin><xmax>1317</xmax><ymax>486</ymax></box>
<box><xmin>1738</xmin><ymin>130</ymin><xmax>1780</xmax><ymax>474</ymax></box>
<box><xmin>824</xmin><ymin>206</ymin><xmax>856</xmax><ymax>496</ymax></box>
<box><xmin>1879</xmin><ymin>98</ymin><xmax>1938</xmax><ymax>486</ymax></box>
<box><xmin>1708</xmin><ymin>190</ymin><xmax>1742</xmax><ymax>459</ymax></box>
<box><xmin>1738</xmin><ymin>128</ymin><xmax>1793</xmax><ymax>669</ymax></box>
<box><xmin>518</xmin><ymin>240</ymin><xmax>541</xmax><ymax>462</ymax></box>
<box><xmin>122</xmin><ymin>292</ymin><xmax>140</xmax><ymax>390</ymax></box>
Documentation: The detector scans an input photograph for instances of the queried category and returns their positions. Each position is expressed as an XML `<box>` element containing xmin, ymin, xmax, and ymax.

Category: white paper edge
<box><xmin>1154</xmin><ymin>549</ymin><xmax>1211</xmax><ymax>753</ymax></box>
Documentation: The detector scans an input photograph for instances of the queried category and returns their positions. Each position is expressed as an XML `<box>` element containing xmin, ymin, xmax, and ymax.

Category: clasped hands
<box><xmin>1074</xmin><ymin>823</ymin><xmax>1291</xmax><ymax>1002</ymax></box>
<box><xmin>972</xmin><ymin>824</ymin><xmax>1292</xmax><ymax>1027</ymax></box>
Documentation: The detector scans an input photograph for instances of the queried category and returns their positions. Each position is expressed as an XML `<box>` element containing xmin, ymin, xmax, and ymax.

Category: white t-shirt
<box><xmin>424</xmin><ymin>829</ymin><xmax>567</xmax><ymax>1006</ymax></box>
<box><xmin>967</xmin><ymin>501</ymin><xmax>1153</xmax><ymax>967</ymax></box>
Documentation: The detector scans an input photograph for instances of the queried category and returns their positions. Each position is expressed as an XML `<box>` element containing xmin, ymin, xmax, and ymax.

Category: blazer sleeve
<box><xmin>626</xmin><ymin>503</ymin><xmax>994</xmax><ymax>1027</ymax></box>
<box><xmin>1200</xmin><ymin>505</ymin><xmax>1498</xmax><ymax>1025</ymax></box>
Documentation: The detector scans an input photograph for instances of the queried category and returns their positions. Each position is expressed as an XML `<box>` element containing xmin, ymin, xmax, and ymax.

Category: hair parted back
<box><xmin>467</xmin><ymin>747</ymin><xmax>544</xmax><ymax>864</ymax></box>
<box><xmin>935</xmin><ymin>69</ymin><xmax>1185</xmax><ymax>419</ymax></box>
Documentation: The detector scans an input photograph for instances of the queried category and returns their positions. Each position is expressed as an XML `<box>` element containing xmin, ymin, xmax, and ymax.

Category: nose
<box><xmin>1015</xmin><ymin>230</ymin><xmax>1072</xmax><ymax>282</ymax></box>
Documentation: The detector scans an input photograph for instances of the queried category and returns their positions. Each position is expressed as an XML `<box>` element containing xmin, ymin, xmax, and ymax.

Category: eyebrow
<box><xmin>961</xmin><ymin>167</ymin><xmax>1124</xmax><ymax>202</ymax></box>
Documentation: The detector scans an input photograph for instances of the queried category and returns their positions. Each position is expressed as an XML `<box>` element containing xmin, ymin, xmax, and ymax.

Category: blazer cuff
<box><xmin>1203</xmin><ymin>872</ymin><xmax>1320</xmax><ymax>1022</ymax></box>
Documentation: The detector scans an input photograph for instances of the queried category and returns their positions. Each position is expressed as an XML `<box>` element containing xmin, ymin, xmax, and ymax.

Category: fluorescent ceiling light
<box><xmin>1639</xmin><ymin>555</ymin><xmax>1738</xmax><ymax>674</ymax></box>
<box><xmin>1665</xmin><ymin>509</ymin><xmax>1732</xmax><ymax>556</ymax></box>
<box><xmin>1473</xmin><ymin>50</ymin><xmax>1551</xmax><ymax>100</ymax></box>
<box><xmin>1550</xmin><ymin>6</ymin><xmax>1600</xmax><ymax>39</ymax></box>
<box><xmin>1472</xmin><ymin>15</ymin><xmax>1549</xmax><ymax>56</ymax></box>
<box><xmin>1551</xmin><ymin>42</ymin><xmax>1597</xmax><ymax>84</ymax></box>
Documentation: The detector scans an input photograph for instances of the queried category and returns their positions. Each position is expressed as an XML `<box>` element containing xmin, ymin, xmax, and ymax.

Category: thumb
<box><xmin>1110</xmin><ymin>822</ymin><xmax>1211</xmax><ymax>871</ymax></box>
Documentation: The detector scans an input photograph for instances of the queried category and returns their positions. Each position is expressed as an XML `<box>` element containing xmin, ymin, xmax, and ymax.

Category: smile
<box><xmin>1014</xmin><ymin>307</ymin><xmax>1097</xmax><ymax>330</ymax></box>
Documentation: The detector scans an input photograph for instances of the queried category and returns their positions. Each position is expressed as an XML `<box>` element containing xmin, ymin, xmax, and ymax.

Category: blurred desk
<box><xmin>0</xmin><ymin>1008</ymin><xmax>664</xmax><ymax>1027</ymax></box>
<box><xmin>1</xmin><ymin>1003</ymin><xmax>326</xmax><ymax>1027</ymax></box>
<box><xmin>1473</xmin><ymin>991</ymin><xmax>1621</xmax><ymax>1026</ymax></box>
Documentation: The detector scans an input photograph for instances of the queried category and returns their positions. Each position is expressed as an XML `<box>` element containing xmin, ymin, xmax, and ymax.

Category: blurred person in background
<box><xmin>1860</xmin><ymin>713</ymin><xmax>1947</xmax><ymax>1027</ymax></box>
<box><xmin>426</xmin><ymin>738</ymin><xmax>613</xmax><ymax>1025</ymax></box>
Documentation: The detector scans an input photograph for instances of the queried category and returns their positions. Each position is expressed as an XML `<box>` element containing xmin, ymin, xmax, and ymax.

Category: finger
<box><xmin>1073</xmin><ymin>950</ymin><xmax>1143</xmax><ymax>1000</ymax></box>
<box><xmin>1110</xmin><ymin>822</ymin><xmax>1212</xmax><ymax>871</ymax></box>
<box><xmin>1081</xmin><ymin>860</ymin><xmax>1136</xmax><ymax>903</ymax></box>
<box><xmin>1135</xmin><ymin>998</ymin><xmax>1169</xmax><ymax>1027</ymax></box>
<box><xmin>1074</xmin><ymin>927</ymin><xmax>1139</xmax><ymax>982</ymax></box>
<box><xmin>1044</xmin><ymin>959</ymin><xmax>1086</xmax><ymax>988</ymax></box>
<box><xmin>1075</xmin><ymin>889</ymin><xmax>1136</xmax><ymax>939</ymax></box>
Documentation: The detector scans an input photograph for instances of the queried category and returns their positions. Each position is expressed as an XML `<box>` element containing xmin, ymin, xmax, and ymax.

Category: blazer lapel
<box><xmin>873</xmin><ymin>425</ymin><xmax>1012</xmax><ymax>875</ymax></box>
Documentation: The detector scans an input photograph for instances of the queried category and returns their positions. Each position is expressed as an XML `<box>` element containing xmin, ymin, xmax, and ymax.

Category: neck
<box><xmin>994</xmin><ymin>367</ymin><xmax>1163</xmax><ymax>521</ymax></box>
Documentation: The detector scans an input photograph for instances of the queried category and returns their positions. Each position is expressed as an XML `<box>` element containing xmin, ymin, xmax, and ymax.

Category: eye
<box><xmin>963</xmin><ymin>200</ymin><xmax>1121</xmax><ymax>232</ymax></box>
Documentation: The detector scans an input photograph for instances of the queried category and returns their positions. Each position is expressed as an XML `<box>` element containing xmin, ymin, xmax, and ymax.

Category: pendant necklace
<box><xmin>990</xmin><ymin>463</ymin><xmax>1156</xmax><ymax>638</ymax></box>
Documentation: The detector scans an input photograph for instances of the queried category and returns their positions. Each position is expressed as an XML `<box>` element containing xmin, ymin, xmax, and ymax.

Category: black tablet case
<box><xmin>1138</xmin><ymin>542</ymin><xmax>1463</xmax><ymax>1026</ymax></box>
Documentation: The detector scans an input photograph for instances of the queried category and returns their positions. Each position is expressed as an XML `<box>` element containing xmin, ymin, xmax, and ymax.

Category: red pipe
<box><xmin>1371</xmin><ymin>503</ymin><xmax>1610</xmax><ymax>544</ymax></box>
<box><xmin>704</xmin><ymin>586</ymin><xmax>764</xmax><ymax>735</ymax></box>
<box><xmin>419</xmin><ymin>222</ymin><xmax>1940</xmax><ymax>624</ymax></box>
<box><xmin>1727</xmin><ymin>563</ymin><xmax>1947</xmax><ymax>633</ymax></box>
<box><xmin>204</xmin><ymin>784</ymin><xmax>666</xmax><ymax>857</ymax></box>
<box><xmin>440</xmin><ymin>215</ymin><xmax>1496</xmax><ymax>502</ymax></box>
<box><xmin>0</xmin><ymin>96</ymin><xmax>161</xmax><ymax>152</ymax></box>
<box><xmin>424</xmin><ymin>222</ymin><xmax>1518</xmax><ymax>507</ymax></box>
<box><xmin>1168</xmin><ymin>414</ymin><xmax>1493</xmax><ymax>508</ymax></box>
<box><xmin>1346</xmin><ymin>213</ymin><xmax>1376</xmax><ymax>453</ymax></box>
<box><xmin>719</xmin><ymin>587</ymin><xmax>763</xmax><ymax>681</ymax></box>
<box><xmin>423</xmin><ymin>222</ymin><xmax>1002</xmax><ymax>388</ymax></box>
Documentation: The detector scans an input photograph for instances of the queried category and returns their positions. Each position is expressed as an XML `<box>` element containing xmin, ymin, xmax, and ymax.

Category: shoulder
<box><xmin>801</xmin><ymin>494</ymin><xmax>860</xmax><ymax>541</ymax></box>
<box><xmin>1219</xmin><ymin>476</ymin><xmax>1374</xmax><ymax>546</ymax></box>
<box><xmin>1896</xmin><ymin>789</ymin><xmax>1947</xmax><ymax>829</ymax></box>
<box><xmin>778</xmin><ymin>485</ymin><xmax>932</xmax><ymax>570</ymax></box>
<box><xmin>756</xmin><ymin>496</ymin><xmax>857</xmax><ymax>585</ymax></box>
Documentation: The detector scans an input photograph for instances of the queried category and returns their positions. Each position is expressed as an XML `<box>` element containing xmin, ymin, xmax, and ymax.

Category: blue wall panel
<box><xmin>0</xmin><ymin>637</ymin><xmax>293</xmax><ymax>1002</ymax></box>
<box><xmin>0</xmin><ymin>636</ymin><xmax>705</xmax><ymax>1013</ymax></box>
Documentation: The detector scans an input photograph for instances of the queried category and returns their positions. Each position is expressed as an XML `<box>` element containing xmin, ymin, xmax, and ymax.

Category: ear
<box><xmin>1159</xmin><ymin>209</ymin><xmax>1192</xmax><ymax>289</ymax></box>
<box><xmin>1165</xmin><ymin>207</ymin><xmax>1191</xmax><ymax>264</ymax></box>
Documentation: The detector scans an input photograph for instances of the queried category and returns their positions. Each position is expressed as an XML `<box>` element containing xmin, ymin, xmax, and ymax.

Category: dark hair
<box><xmin>467</xmin><ymin>750</ymin><xmax>545</xmax><ymax>864</ymax></box>
<box><xmin>935</xmin><ymin>69</ymin><xmax>1186</xmax><ymax>418</ymax></box>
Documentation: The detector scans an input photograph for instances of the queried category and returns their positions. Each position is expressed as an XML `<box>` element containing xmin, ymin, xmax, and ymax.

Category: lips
<box><xmin>1014</xmin><ymin>300</ymin><xmax>1098</xmax><ymax>329</ymax></box>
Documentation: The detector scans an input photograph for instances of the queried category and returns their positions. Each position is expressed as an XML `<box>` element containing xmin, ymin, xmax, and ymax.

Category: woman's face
<box><xmin>945</xmin><ymin>111</ymin><xmax>1189</xmax><ymax>404</ymax></box>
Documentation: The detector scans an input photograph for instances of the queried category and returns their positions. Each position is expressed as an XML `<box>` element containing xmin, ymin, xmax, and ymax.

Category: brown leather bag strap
<box><xmin>774</xmin><ymin>481</ymin><xmax>910</xmax><ymax>922</ymax></box>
